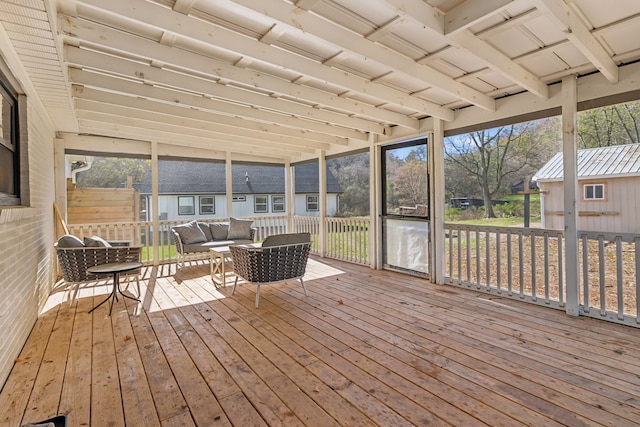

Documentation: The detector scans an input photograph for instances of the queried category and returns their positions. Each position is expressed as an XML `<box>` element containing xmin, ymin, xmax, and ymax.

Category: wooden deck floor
<box><xmin>2</xmin><ymin>257</ymin><xmax>640</xmax><ymax>426</ymax></box>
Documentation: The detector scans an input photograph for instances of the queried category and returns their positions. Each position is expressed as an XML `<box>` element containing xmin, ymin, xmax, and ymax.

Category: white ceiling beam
<box><xmin>535</xmin><ymin>0</ymin><xmax>618</xmax><ymax>83</ymax></box>
<box><xmin>366</xmin><ymin>16</ymin><xmax>406</xmax><ymax>42</ymax></box>
<box><xmin>384</xmin><ymin>0</ymin><xmax>548</xmax><ymax>98</ymax></box>
<box><xmin>77</xmin><ymin>119</ymin><xmax>304</xmax><ymax>160</ymax></box>
<box><xmin>60</xmin><ymin>133</ymin><xmax>153</xmax><ymax>156</ymax></box>
<box><xmin>64</xmin><ymin>44</ymin><xmax>418</xmax><ymax>130</ymax></box>
<box><xmin>69</xmin><ymin>69</ymin><xmax>367</xmax><ymax>140</ymax></box>
<box><xmin>60</xmin><ymin>132</ymin><xmax>287</xmax><ymax>163</ymax></box>
<box><xmin>231</xmin><ymin>0</ymin><xmax>495</xmax><ymax>111</ymax></box>
<box><xmin>71</xmin><ymin>0</ymin><xmax>454</xmax><ymax>120</ymax></box>
<box><xmin>63</xmin><ymin>51</ymin><xmax>382</xmax><ymax>136</ymax></box>
<box><xmin>173</xmin><ymin>0</ymin><xmax>197</xmax><ymax>15</ymax></box>
<box><xmin>72</xmin><ymin>86</ymin><xmax>354</xmax><ymax>146</ymax></box>
<box><xmin>74</xmin><ymin>99</ymin><xmax>320</xmax><ymax>153</ymax></box>
<box><xmin>443</xmin><ymin>0</ymin><xmax>522</xmax><ymax>35</ymax></box>
<box><xmin>448</xmin><ymin>30</ymin><xmax>549</xmax><ymax>98</ymax></box>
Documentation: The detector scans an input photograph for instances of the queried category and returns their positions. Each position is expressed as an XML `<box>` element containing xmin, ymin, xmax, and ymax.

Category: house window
<box><xmin>254</xmin><ymin>195</ymin><xmax>268</xmax><ymax>213</ymax></box>
<box><xmin>199</xmin><ymin>196</ymin><xmax>215</xmax><ymax>214</ymax></box>
<box><xmin>272</xmin><ymin>195</ymin><xmax>285</xmax><ymax>212</ymax></box>
<box><xmin>0</xmin><ymin>68</ymin><xmax>20</xmax><ymax>206</ymax></box>
<box><xmin>306</xmin><ymin>194</ymin><xmax>319</xmax><ymax>212</ymax></box>
<box><xmin>584</xmin><ymin>183</ymin><xmax>605</xmax><ymax>200</ymax></box>
<box><xmin>232</xmin><ymin>195</ymin><xmax>246</xmax><ymax>202</ymax></box>
<box><xmin>178</xmin><ymin>196</ymin><xmax>195</xmax><ymax>215</ymax></box>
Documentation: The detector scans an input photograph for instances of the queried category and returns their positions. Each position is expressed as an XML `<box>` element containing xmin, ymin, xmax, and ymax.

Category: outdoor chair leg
<box><xmin>232</xmin><ymin>276</ymin><xmax>239</xmax><ymax>295</ymax></box>
<box><xmin>299</xmin><ymin>278</ymin><xmax>308</xmax><ymax>297</ymax></box>
<box><xmin>255</xmin><ymin>284</ymin><xmax>261</xmax><ymax>308</ymax></box>
<box><xmin>70</xmin><ymin>283</ymin><xmax>80</xmax><ymax>306</ymax></box>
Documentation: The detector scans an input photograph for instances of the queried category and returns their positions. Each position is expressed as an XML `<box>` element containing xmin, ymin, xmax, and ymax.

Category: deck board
<box><xmin>2</xmin><ymin>257</ymin><xmax>640</xmax><ymax>426</ymax></box>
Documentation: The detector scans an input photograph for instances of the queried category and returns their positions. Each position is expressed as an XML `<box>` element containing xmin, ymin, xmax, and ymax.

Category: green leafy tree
<box><xmin>328</xmin><ymin>153</ymin><xmax>370</xmax><ymax>216</ymax></box>
<box><xmin>578</xmin><ymin>100</ymin><xmax>640</xmax><ymax>148</ymax></box>
<box><xmin>75</xmin><ymin>157</ymin><xmax>150</xmax><ymax>188</ymax></box>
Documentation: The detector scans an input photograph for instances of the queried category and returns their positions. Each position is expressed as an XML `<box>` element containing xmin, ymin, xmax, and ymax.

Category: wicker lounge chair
<box><xmin>55</xmin><ymin>243</ymin><xmax>142</xmax><ymax>306</ymax></box>
<box><xmin>229</xmin><ymin>233</ymin><xmax>311</xmax><ymax>308</ymax></box>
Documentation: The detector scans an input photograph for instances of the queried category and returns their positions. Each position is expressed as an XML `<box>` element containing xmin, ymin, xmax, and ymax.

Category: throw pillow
<box><xmin>209</xmin><ymin>222</ymin><xmax>229</xmax><ymax>240</ymax></box>
<box><xmin>227</xmin><ymin>217</ymin><xmax>253</xmax><ymax>240</ymax></box>
<box><xmin>262</xmin><ymin>232</ymin><xmax>311</xmax><ymax>247</ymax></box>
<box><xmin>84</xmin><ymin>235</ymin><xmax>112</xmax><ymax>247</ymax></box>
<box><xmin>173</xmin><ymin>220</ymin><xmax>207</xmax><ymax>244</ymax></box>
<box><xmin>197</xmin><ymin>222</ymin><xmax>214</xmax><ymax>241</ymax></box>
<box><xmin>57</xmin><ymin>234</ymin><xmax>85</xmax><ymax>248</ymax></box>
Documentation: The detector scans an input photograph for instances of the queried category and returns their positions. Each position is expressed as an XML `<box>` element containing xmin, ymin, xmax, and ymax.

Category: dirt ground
<box><xmin>445</xmin><ymin>229</ymin><xmax>638</xmax><ymax>316</ymax></box>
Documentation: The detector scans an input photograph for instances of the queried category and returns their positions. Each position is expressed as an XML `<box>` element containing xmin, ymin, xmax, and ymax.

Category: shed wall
<box><xmin>539</xmin><ymin>176</ymin><xmax>640</xmax><ymax>232</ymax></box>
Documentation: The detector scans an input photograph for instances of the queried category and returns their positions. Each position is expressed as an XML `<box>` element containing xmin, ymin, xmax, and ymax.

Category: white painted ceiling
<box><xmin>2</xmin><ymin>0</ymin><xmax>640</xmax><ymax>163</ymax></box>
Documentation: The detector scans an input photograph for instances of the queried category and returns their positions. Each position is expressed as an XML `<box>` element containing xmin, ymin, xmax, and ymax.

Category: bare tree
<box><xmin>445</xmin><ymin>122</ymin><xmax>547</xmax><ymax>218</ymax></box>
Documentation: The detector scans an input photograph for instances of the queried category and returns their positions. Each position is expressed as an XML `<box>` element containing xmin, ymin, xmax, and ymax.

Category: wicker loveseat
<box><xmin>172</xmin><ymin>218</ymin><xmax>255</xmax><ymax>269</ymax></box>
<box><xmin>55</xmin><ymin>235</ymin><xmax>142</xmax><ymax>305</ymax></box>
<box><xmin>230</xmin><ymin>232</ymin><xmax>311</xmax><ymax>308</ymax></box>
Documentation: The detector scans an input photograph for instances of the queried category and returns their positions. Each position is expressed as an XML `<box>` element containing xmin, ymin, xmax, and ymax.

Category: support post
<box><xmin>369</xmin><ymin>133</ymin><xmax>378</xmax><ymax>269</ymax></box>
<box><xmin>226</xmin><ymin>153</ymin><xmax>233</xmax><ymax>219</ymax></box>
<box><xmin>285</xmin><ymin>160</ymin><xmax>295</xmax><ymax>232</ymax></box>
<box><xmin>432</xmin><ymin>120</ymin><xmax>446</xmax><ymax>284</ymax></box>
<box><xmin>319</xmin><ymin>151</ymin><xmax>327</xmax><ymax>257</ymax></box>
<box><xmin>562</xmin><ymin>75</ymin><xmax>580</xmax><ymax>316</ymax></box>
<box><xmin>151</xmin><ymin>141</ymin><xmax>159</xmax><ymax>266</ymax></box>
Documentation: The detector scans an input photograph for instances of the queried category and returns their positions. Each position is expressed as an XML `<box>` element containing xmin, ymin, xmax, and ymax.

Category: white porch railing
<box><xmin>67</xmin><ymin>215</ymin><xmax>370</xmax><ymax>266</ymax></box>
<box><xmin>444</xmin><ymin>223</ymin><xmax>640</xmax><ymax>327</ymax></box>
<box><xmin>324</xmin><ymin>217</ymin><xmax>369</xmax><ymax>265</ymax></box>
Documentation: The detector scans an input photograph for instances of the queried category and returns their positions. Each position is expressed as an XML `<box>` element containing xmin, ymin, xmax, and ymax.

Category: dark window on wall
<box><xmin>254</xmin><ymin>195</ymin><xmax>268</xmax><ymax>213</ymax></box>
<box><xmin>584</xmin><ymin>183</ymin><xmax>605</xmax><ymax>200</ymax></box>
<box><xmin>178</xmin><ymin>196</ymin><xmax>195</xmax><ymax>215</ymax></box>
<box><xmin>306</xmin><ymin>194</ymin><xmax>319</xmax><ymax>211</ymax></box>
<box><xmin>200</xmin><ymin>196</ymin><xmax>215</xmax><ymax>214</ymax></box>
<box><xmin>0</xmin><ymin>69</ymin><xmax>19</xmax><ymax>205</ymax></box>
<box><xmin>272</xmin><ymin>195</ymin><xmax>285</xmax><ymax>212</ymax></box>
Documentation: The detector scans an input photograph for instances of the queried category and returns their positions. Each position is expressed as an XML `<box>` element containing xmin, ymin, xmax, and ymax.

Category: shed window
<box><xmin>199</xmin><ymin>196</ymin><xmax>215</xmax><ymax>214</ymax></box>
<box><xmin>178</xmin><ymin>196</ymin><xmax>195</xmax><ymax>215</ymax></box>
<box><xmin>584</xmin><ymin>184</ymin><xmax>605</xmax><ymax>200</ymax></box>
<box><xmin>254</xmin><ymin>195</ymin><xmax>268</xmax><ymax>213</ymax></box>
<box><xmin>306</xmin><ymin>195</ymin><xmax>319</xmax><ymax>212</ymax></box>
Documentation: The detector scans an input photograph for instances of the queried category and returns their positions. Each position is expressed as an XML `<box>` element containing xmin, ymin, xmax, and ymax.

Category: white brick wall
<box><xmin>0</xmin><ymin>96</ymin><xmax>56</xmax><ymax>387</ymax></box>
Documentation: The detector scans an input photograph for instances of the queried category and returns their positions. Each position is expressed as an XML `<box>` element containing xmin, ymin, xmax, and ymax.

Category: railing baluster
<box><xmin>496</xmin><ymin>229</ymin><xmax>501</xmax><ymax>294</ymax></box>
<box><xmin>544</xmin><ymin>232</ymin><xmax>550</xmax><ymax>304</ymax></box>
<box><xmin>476</xmin><ymin>229</ymin><xmax>481</xmax><ymax>290</ymax></box>
<box><xmin>636</xmin><ymin>238</ymin><xmax>640</xmax><ymax>324</ymax></box>
<box><xmin>598</xmin><ymin>235</ymin><xmax>606</xmax><ymax>316</ymax></box>
<box><xmin>616</xmin><ymin>236</ymin><xmax>624</xmax><ymax>320</ymax></box>
<box><xmin>531</xmin><ymin>233</ymin><xmax>536</xmax><ymax>301</ymax></box>
<box><xmin>518</xmin><ymin>231</ymin><xmax>524</xmax><ymax>299</ymax></box>
<box><xmin>558</xmin><ymin>234</ymin><xmax>564</xmax><ymax>307</ymax></box>
<box><xmin>466</xmin><ymin>228</ymin><xmax>470</xmax><ymax>287</ymax></box>
<box><xmin>582</xmin><ymin>235</ymin><xmax>590</xmax><ymax>313</ymax></box>
<box><xmin>507</xmin><ymin>230</ymin><xmax>513</xmax><ymax>296</ymax></box>
<box><xmin>485</xmin><ymin>229</ymin><xmax>491</xmax><ymax>291</ymax></box>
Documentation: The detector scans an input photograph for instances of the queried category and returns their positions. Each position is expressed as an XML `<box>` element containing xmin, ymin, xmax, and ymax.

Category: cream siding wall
<box><xmin>0</xmin><ymin>97</ymin><xmax>56</xmax><ymax>387</ymax></box>
<box><xmin>539</xmin><ymin>176</ymin><xmax>640</xmax><ymax>232</ymax></box>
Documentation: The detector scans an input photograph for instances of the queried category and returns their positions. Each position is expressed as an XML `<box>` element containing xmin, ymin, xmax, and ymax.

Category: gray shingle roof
<box><xmin>137</xmin><ymin>161</ymin><xmax>342</xmax><ymax>194</ymax></box>
<box><xmin>533</xmin><ymin>143</ymin><xmax>640</xmax><ymax>182</ymax></box>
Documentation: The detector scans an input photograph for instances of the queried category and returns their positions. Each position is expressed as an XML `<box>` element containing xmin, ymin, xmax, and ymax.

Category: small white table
<box><xmin>210</xmin><ymin>244</ymin><xmax>261</xmax><ymax>287</ymax></box>
<box><xmin>210</xmin><ymin>246</ymin><xmax>233</xmax><ymax>287</ymax></box>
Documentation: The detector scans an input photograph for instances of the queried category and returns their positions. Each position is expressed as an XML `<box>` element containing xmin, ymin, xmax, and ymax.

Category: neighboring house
<box><xmin>137</xmin><ymin>161</ymin><xmax>342</xmax><ymax>221</ymax></box>
<box><xmin>533</xmin><ymin>143</ymin><xmax>640</xmax><ymax>233</ymax></box>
